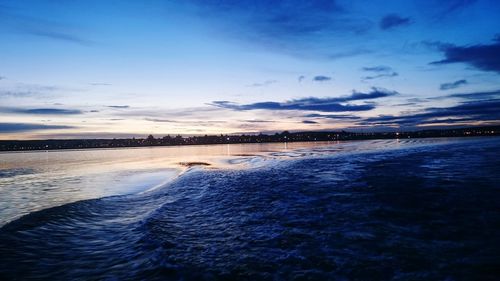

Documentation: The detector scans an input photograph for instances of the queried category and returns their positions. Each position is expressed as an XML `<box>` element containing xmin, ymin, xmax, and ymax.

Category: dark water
<box><xmin>1</xmin><ymin>137</ymin><xmax>500</xmax><ymax>280</ymax></box>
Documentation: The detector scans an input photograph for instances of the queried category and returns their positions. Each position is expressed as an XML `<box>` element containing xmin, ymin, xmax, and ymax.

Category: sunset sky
<box><xmin>1</xmin><ymin>0</ymin><xmax>499</xmax><ymax>139</ymax></box>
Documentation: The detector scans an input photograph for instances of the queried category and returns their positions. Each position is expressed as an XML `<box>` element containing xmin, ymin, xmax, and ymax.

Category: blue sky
<box><xmin>0</xmin><ymin>0</ymin><xmax>499</xmax><ymax>139</ymax></box>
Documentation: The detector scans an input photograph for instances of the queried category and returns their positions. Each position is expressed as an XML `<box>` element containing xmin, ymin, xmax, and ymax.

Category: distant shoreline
<box><xmin>0</xmin><ymin>125</ymin><xmax>498</xmax><ymax>152</ymax></box>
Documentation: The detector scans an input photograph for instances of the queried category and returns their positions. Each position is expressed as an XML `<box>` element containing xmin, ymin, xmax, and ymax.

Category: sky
<box><xmin>0</xmin><ymin>0</ymin><xmax>499</xmax><ymax>139</ymax></box>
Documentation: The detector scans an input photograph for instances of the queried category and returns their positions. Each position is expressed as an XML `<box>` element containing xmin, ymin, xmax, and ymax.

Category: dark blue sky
<box><xmin>0</xmin><ymin>0</ymin><xmax>499</xmax><ymax>138</ymax></box>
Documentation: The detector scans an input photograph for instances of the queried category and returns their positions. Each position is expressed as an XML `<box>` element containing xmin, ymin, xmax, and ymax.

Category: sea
<box><xmin>0</xmin><ymin>137</ymin><xmax>499</xmax><ymax>280</ymax></box>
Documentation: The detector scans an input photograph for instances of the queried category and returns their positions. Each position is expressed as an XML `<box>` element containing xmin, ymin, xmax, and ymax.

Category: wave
<box><xmin>1</xmin><ymin>137</ymin><xmax>500</xmax><ymax>280</ymax></box>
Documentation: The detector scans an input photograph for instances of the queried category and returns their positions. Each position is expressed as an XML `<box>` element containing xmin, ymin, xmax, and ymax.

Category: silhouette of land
<box><xmin>0</xmin><ymin>125</ymin><xmax>498</xmax><ymax>152</ymax></box>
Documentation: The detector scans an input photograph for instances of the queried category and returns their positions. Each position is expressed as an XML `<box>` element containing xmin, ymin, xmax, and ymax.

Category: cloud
<box><xmin>34</xmin><ymin>132</ymin><xmax>147</xmax><ymax>139</ymax></box>
<box><xmin>313</xmin><ymin>75</ymin><xmax>332</xmax><ymax>82</ymax></box>
<box><xmin>114</xmin><ymin>106</ymin><xmax>222</xmax><ymax>120</ymax></box>
<box><xmin>190</xmin><ymin>0</ymin><xmax>346</xmax><ymax>37</ymax></box>
<box><xmin>437</xmin><ymin>89</ymin><xmax>500</xmax><ymax>100</ymax></box>
<box><xmin>334</xmin><ymin>88</ymin><xmax>398</xmax><ymax>102</ymax></box>
<box><xmin>0</xmin><ymin>123</ymin><xmax>74</xmax><ymax>133</ymax></box>
<box><xmin>439</xmin><ymin>79</ymin><xmax>468</xmax><ymax>90</ymax></box>
<box><xmin>362</xmin><ymin>72</ymin><xmax>398</xmax><ymax>80</ymax></box>
<box><xmin>379</xmin><ymin>14</ymin><xmax>411</xmax><ymax>30</ymax></box>
<box><xmin>0</xmin><ymin>5</ymin><xmax>92</xmax><ymax>46</ymax></box>
<box><xmin>303</xmin><ymin>113</ymin><xmax>361</xmax><ymax>120</ymax></box>
<box><xmin>242</xmin><ymin>119</ymin><xmax>276</xmax><ymax>123</ymax></box>
<box><xmin>107</xmin><ymin>105</ymin><xmax>130</xmax><ymax>109</ymax></box>
<box><xmin>392</xmin><ymin>102</ymin><xmax>420</xmax><ymax>107</ymax></box>
<box><xmin>430</xmin><ymin>40</ymin><xmax>500</xmax><ymax>73</ymax></box>
<box><xmin>210</xmin><ymin>88</ymin><xmax>396</xmax><ymax>112</ymax></box>
<box><xmin>247</xmin><ymin>80</ymin><xmax>277</xmax><ymax>87</ymax></box>
<box><xmin>0</xmin><ymin>107</ymin><xmax>82</xmax><ymax>115</ymax></box>
<box><xmin>302</xmin><ymin>120</ymin><xmax>318</xmax><ymax>124</ymax></box>
<box><xmin>23</xmin><ymin>29</ymin><xmax>91</xmax><ymax>45</ymax></box>
<box><xmin>438</xmin><ymin>0</ymin><xmax>477</xmax><ymax>16</ymax></box>
<box><xmin>412</xmin><ymin>1</ymin><xmax>477</xmax><ymax>21</ymax></box>
<box><xmin>361</xmin><ymin>99</ymin><xmax>500</xmax><ymax>126</ymax></box>
<box><xmin>0</xmin><ymin>90</ymin><xmax>38</xmax><ymax>98</ymax></box>
<box><xmin>185</xmin><ymin>0</ymin><xmax>372</xmax><ymax>58</ymax></box>
<box><xmin>362</xmin><ymin>66</ymin><xmax>392</xmax><ymax>72</ymax></box>
<box><xmin>145</xmin><ymin>118</ymin><xmax>176</xmax><ymax>123</ymax></box>
<box><xmin>145</xmin><ymin>118</ymin><xmax>226</xmax><ymax>125</ymax></box>
<box><xmin>0</xmin><ymin>76</ymin><xmax>5</xmax><ymax>80</ymax></box>
<box><xmin>0</xmin><ymin>83</ymin><xmax>73</xmax><ymax>99</ymax></box>
<box><xmin>327</xmin><ymin>49</ymin><xmax>373</xmax><ymax>60</ymax></box>
<box><xmin>361</xmin><ymin>65</ymin><xmax>398</xmax><ymax>80</ymax></box>
<box><xmin>211</xmin><ymin>100</ymin><xmax>374</xmax><ymax>112</ymax></box>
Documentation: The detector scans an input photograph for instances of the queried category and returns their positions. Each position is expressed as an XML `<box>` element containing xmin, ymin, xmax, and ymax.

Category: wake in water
<box><xmin>1</xmin><ymin>137</ymin><xmax>500</xmax><ymax>280</ymax></box>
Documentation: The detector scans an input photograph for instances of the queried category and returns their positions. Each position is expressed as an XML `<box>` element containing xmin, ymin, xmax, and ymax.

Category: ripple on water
<box><xmin>1</xmin><ymin>137</ymin><xmax>499</xmax><ymax>280</ymax></box>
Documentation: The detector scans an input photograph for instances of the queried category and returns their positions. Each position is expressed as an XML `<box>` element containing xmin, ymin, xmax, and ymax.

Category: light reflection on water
<box><xmin>0</xmin><ymin>141</ymin><xmax>333</xmax><ymax>225</ymax></box>
<box><xmin>0</xmin><ymin>138</ymin><xmax>474</xmax><ymax>226</ymax></box>
<box><xmin>0</xmin><ymin>137</ymin><xmax>499</xmax><ymax>280</ymax></box>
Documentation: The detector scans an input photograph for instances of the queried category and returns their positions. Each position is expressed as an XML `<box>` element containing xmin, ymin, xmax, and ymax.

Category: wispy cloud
<box><xmin>327</xmin><ymin>49</ymin><xmax>373</xmax><ymax>60</ymax></box>
<box><xmin>439</xmin><ymin>0</ymin><xmax>477</xmax><ymax>16</ymax></box>
<box><xmin>144</xmin><ymin>118</ymin><xmax>177</xmax><ymax>123</ymax></box>
<box><xmin>107</xmin><ymin>105</ymin><xmax>130</xmax><ymax>109</ymax></box>
<box><xmin>190</xmin><ymin>0</ymin><xmax>346</xmax><ymax>37</ymax></box>
<box><xmin>0</xmin><ymin>123</ymin><xmax>74</xmax><ymax>133</ymax></box>
<box><xmin>362</xmin><ymin>66</ymin><xmax>392</xmax><ymax>72</ymax></box>
<box><xmin>0</xmin><ymin>5</ymin><xmax>92</xmax><ymax>46</ymax></box>
<box><xmin>241</xmin><ymin>119</ymin><xmax>276</xmax><ymax>123</ymax></box>
<box><xmin>0</xmin><ymin>83</ymin><xmax>75</xmax><ymax>99</ymax></box>
<box><xmin>313</xmin><ymin>75</ymin><xmax>332</xmax><ymax>82</ymax></box>
<box><xmin>22</xmin><ymin>29</ymin><xmax>92</xmax><ymax>45</ymax></box>
<box><xmin>0</xmin><ymin>107</ymin><xmax>82</xmax><ymax>115</ymax></box>
<box><xmin>379</xmin><ymin>14</ymin><xmax>411</xmax><ymax>30</ymax></box>
<box><xmin>186</xmin><ymin>0</ymin><xmax>371</xmax><ymax>58</ymax></box>
<box><xmin>34</xmin><ymin>132</ymin><xmax>147</xmax><ymax>139</ymax></box>
<box><xmin>113</xmin><ymin>106</ymin><xmax>222</xmax><ymax>120</ymax></box>
<box><xmin>332</xmin><ymin>88</ymin><xmax>399</xmax><ymax>102</ymax></box>
<box><xmin>247</xmin><ymin>80</ymin><xmax>277</xmax><ymax>87</ymax></box>
<box><xmin>361</xmin><ymin>65</ymin><xmax>398</xmax><ymax>80</ymax></box>
<box><xmin>363</xmin><ymin>72</ymin><xmax>398</xmax><ymax>81</ymax></box>
<box><xmin>303</xmin><ymin>113</ymin><xmax>361</xmax><ymax>120</ymax></box>
<box><xmin>437</xmin><ymin>89</ymin><xmax>500</xmax><ymax>100</ymax></box>
<box><xmin>0</xmin><ymin>90</ymin><xmax>38</xmax><ymax>98</ymax></box>
<box><xmin>145</xmin><ymin>117</ymin><xmax>226</xmax><ymax>126</ymax></box>
<box><xmin>360</xmin><ymin>99</ymin><xmax>500</xmax><ymax>126</ymax></box>
<box><xmin>302</xmin><ymin>120</ymin><xmax>318</xmax><ymax>124</ymax></box>
<box><xmin>210</xmin><ymin>88</ymin><xmax>397</xmax><ymax>112</ymax></box>
<box><xmin>431</xmin><ymin>39</ymin><xmax>500</xmax><ymax>73</ymax></box>
<box><xmin>440</xmin><ymin>79</ymin><xmax>468</xmax><ymax>90</ymax></box>
<box><xmin>211</xmin><ymin>101</ymin><xmax>374</xmax><ymax>112</ymax></box>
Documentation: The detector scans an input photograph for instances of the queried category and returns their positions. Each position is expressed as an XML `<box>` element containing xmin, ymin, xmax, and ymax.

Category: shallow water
<box><xmin>0</xmin><ymin>141</ymin><xmax>340</xmax><ymax>226</ymax></box>
<box><xmin>1</xmin><ymin>137</ymin><xmax>499</xmax><ymax>280</ymax></box>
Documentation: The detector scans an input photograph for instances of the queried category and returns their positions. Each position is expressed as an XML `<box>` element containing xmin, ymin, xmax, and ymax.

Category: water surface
<box><xmin>1</xmin><ymin>137</ymin><xmax>499</xmax><ymax>280</ymax></box>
